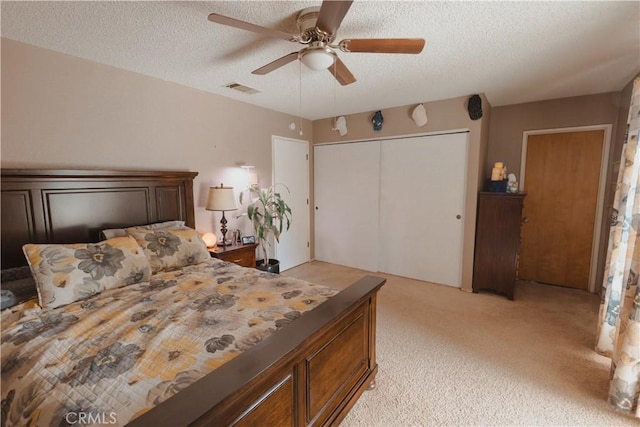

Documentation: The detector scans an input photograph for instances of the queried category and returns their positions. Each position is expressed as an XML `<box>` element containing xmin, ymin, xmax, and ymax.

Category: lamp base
<box><xmin>220</xmin><ymin>211</ymin><xmax>229</xmax><ymax>248</ymax></box>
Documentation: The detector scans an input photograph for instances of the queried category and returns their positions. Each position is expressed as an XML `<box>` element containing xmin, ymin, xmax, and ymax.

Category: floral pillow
<box><xmin>101</xmin><ymin>220</ymin><xmax>185</xmax><ymax>240</ymax></box>
<box><xmin>127</xmin><ymin>227</ymin><xmax>210</xmax><ymax>273</ymax></box>
<box><xmin>23</xmin><ymin>236</ymin><xmax>151</xmax><ymax>309</ymax></box>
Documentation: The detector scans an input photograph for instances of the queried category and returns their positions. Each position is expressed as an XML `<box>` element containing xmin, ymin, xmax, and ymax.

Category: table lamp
<box><xmin>205</xmin><ymin>183</ymin><xmax>237</xmax><ymax>249</ymax></box>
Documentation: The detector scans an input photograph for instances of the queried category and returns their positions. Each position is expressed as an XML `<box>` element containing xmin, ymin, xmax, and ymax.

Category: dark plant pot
<box><xmin>256</xmin><ymin>259</ymin><xmax>280</xmax><ymax>274</ymax></box>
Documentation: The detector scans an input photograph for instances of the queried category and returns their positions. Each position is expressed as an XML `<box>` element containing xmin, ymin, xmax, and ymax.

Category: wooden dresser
<box><xmin>472</xmin><ymin>192</ymin><xmax>526</xmax><ymax>300</ymax></box>
<box><xmin>209</xmin><ymin>243</ymin><xmax>257</xmax><ymax>268</ymax></box>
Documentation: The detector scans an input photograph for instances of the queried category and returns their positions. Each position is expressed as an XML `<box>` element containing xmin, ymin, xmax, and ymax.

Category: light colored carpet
<box><xmin>284</xmin><ymin>261</ymin><xmax>637</xmax><ymax>426</ymax></box>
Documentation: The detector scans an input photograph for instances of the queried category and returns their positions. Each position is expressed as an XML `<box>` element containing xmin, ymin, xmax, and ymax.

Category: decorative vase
<box><xmin>255</xmin><ymin>259</ymin><xmax>280</xmax><ymax>274</ymax></box>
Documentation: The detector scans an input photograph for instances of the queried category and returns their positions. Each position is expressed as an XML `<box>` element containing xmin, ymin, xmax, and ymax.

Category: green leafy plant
<box><xmin>239</xmin><ymin>184</ymin><xmax>292</xmax><ymax>267</ymax></box>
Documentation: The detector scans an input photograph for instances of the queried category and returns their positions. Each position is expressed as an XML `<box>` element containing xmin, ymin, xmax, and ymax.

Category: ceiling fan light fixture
<box><xmin>300</xmin><ymin>46</ymin><xmax>337</xmax><ymax>71</ymax></box>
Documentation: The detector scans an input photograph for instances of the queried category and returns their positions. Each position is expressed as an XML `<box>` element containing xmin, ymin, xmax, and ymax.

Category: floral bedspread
<box><xmin>1</xmin><ymin>259</ymin><xmax>338</xmax><ymax>426</ymax></box>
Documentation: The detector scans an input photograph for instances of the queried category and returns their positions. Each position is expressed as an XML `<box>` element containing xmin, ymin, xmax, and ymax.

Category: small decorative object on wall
<box><xmin>372</xmin><ymin>110</ymin><xmax>384</xmax><ymax>131</ymax></box>
<box><xmin>333</xmin><ymin>116</ymin><xmax>348</xmax><ymax>136</ymax></box>
<box><xmin>412</xmin><ymin>104</ymin><xmax>428</xmax><ymax>127</ymax></box>
<box><xmin>468</xmin><ymin>94</ymin><xmax>483</xmax><ymax>120</ymax></box>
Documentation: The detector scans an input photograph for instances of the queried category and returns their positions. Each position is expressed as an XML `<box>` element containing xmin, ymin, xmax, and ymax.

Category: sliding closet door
<box><xmin>379</xmin><ymin>132</ymin><xmax>468</xmax><ymax>287</ymax></box>
<box><xmin>314</xmin><ymin>142</ymin><xmax>380</xmax><ymax>271</ymax></box>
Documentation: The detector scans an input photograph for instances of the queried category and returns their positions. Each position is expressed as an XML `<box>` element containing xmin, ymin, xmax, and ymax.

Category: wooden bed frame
<box><xmin>1</xmin><ymin>169</ymin><xmax>385</xmax><ymax>426</ymax></box>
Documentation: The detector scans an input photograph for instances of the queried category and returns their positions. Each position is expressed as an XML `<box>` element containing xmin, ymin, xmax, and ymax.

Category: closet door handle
<box><xmin>456</xmin><ymin>214</ymin><xmax>461</xmax><ymax>219</ymax></box>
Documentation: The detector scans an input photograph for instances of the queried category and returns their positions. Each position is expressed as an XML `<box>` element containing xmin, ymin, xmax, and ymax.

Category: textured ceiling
<box><xmin>2</xmin><ymin>1</ymin><xmax>639</xmax><ymax>120</ymax></box>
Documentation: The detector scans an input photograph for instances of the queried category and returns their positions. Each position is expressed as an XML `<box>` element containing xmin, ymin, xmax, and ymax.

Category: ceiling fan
<box><xmin>208</xmin><ymin>0</ymin><xmax>425</xmax><ymax>86</ymax></box>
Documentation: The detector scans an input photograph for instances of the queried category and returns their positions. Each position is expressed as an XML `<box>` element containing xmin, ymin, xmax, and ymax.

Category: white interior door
<box><xmin>273</xmin><ymin>136</ymin><xmax>310</xmax><ymax>271</ymax></box>
<box><xmin>314</xmin><ymin>142</ymin><xmax>380</xmax><ymax>271</ymax></box>
<box><xmin>379</xmin><ymin>132</ymin><xmax>468</xmax><ymax>286</ymax></box>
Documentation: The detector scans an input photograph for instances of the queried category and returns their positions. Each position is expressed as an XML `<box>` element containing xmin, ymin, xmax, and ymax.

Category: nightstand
<box><xmin>209</xmin><ymin>242</ymin><xmax>257</xmax><ymax>268</ymax></box>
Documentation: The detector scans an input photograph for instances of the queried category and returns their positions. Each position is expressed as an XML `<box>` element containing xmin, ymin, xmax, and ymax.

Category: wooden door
<box><xmin>519</xmin><ymin>130</ymin><xmax>604</xmax><ymax>290</ymax></box>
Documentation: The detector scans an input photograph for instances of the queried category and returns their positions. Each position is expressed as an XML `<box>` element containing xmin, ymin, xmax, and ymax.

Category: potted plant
<box><xmin>239</xmin><ymin>184</ymin><xmax>292</xmax><ymax>273</ymax></box>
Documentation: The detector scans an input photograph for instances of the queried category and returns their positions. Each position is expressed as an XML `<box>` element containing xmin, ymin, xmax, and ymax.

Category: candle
<box><xmin>491</xmin><ymin>162</ymin><xmax>506</xmax><ymax>181</ymax></box>
<box><xmin>491</xmin><ymin>167</ymin><xmax>501</xmax><ymax>181</ymax></box>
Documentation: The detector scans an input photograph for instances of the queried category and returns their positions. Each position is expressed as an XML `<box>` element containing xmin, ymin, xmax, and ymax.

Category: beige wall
<box><xmin>1</xmin><ymin>38</ymin><xmax>312</xmax><ymax>237</ymax></box>
<box><xmin>313</xmin><ymin>95</ymin><xmax>492</xmax><ymax>292</ymax></box>
<box><xmin>612</xmin><ymin>76</ymin><xmax>639</xmax><ymax>180</ymax></box>
<box><xmin>488</xmin><ymin>92</ymin><xmax>624</xmax><ymax>291</ymax></box>
<box><xmin>487</xmin><ymin>93</ymin><xmax>621</xmax><ymax>179</ymax></box>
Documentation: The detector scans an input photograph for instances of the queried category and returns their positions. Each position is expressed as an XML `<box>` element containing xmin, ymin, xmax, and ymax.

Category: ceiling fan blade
<box><xmin>208</xmin><ymin>13</ymin><xmax>299</xmax><ymax>42</ymax></box>
<box><xmin>328</xmin><ymin>58</ymin><xmax>356</xmax><ymax>86</ymax></box>
<box><xmin>252</xmin><ymin>52</ymin><xmax>299</xmax><ymax>75</ymax></box>
<box><xmin>339</xmin><ymin>38</ymin><xmax>426</xmax><ymax>54</ymax></box>
<box><xmin>316</xmin><ymin>0</ymin><xmax>353</xmax><ymax>36</ymax></box>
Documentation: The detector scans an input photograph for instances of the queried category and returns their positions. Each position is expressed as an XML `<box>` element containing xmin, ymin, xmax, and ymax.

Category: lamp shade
<box><xmin>300</xmin><ymin>46</ymin><xmax>336</xmax><ymax>70</ymax></box>
<box><xmin>206</xmin><ymin>185</ymin><xmax>237</xmax><ymax>211</ymax></box>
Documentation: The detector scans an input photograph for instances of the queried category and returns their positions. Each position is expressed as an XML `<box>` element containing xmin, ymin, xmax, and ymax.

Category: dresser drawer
<box><xmin>210</xmin><ymin>243</ymin><xmax>257</xmax><ymax>268</ymax></box>
<box><xmin>216</xmin><ymin>249</ymin><xmax>254</xmax><ymax>268</ymax></box>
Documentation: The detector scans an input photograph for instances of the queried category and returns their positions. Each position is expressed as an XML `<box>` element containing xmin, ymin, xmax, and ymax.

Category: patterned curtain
<box><xmin>595</xmin><ymin>77</ymin><xmax>640</xmax><ymax>417</ymax></box>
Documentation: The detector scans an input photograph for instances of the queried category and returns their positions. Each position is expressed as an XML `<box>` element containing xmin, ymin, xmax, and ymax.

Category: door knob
<box><xmin>456</xmin><ymin>215</ymin><xmax>461</xmax><ymax>219</ymax></box>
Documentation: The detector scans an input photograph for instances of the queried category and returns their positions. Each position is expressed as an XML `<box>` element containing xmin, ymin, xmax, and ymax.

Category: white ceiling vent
<box><xmin>223</xmin><ymin>82</ymin><xmax>261</xmax><ymax>95</ymax></box>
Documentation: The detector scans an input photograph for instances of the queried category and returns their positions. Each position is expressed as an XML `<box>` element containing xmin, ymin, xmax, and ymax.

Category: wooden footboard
<box><xmin>128</xmin><ymin>275</ymin><xmax>385</xmax><ymax>427</ymax></box>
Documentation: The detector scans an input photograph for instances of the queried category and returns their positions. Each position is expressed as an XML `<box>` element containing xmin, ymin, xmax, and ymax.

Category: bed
<box><xmin>1</xmin><ymin>169</ymin><xmax>385</xmax><ymax>426</ymax></box>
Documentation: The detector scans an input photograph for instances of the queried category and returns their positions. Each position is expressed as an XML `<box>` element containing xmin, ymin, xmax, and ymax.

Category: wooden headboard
<box><xmin>1</xmin><ymin>169</ymin><xmax>198</xmax><ymax>269</ymax></box>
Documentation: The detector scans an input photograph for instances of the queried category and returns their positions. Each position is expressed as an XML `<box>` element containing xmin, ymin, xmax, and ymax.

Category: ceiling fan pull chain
<box><xmin>333</xmin><ymin>61</ymin><xmax>337</xmax><ymax>117</ymax></box>
<box><xmin>299</xmin><ymin>60</ymin><xmax>303</xmax><ymax>136</ymax></box>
